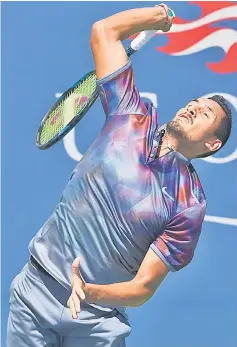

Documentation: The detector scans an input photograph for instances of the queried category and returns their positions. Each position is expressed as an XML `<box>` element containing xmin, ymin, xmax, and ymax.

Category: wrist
<box><xmin>153</xmin><ymin>4</ymin><xmax>171</xmax><ymax>30</ymax></box>
<box><xmin>84</xmin><ymin>283</ymin><xmax>95</xmax><ymax>303</ymax></box>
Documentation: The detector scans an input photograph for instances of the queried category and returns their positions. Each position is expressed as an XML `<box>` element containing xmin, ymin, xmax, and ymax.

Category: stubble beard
<box><xmin>166</xmin><ymin>119</ymin><xmax>189</xmax><ymax>141</ymax></box>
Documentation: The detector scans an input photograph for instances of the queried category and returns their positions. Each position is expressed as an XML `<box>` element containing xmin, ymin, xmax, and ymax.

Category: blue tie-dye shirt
<box><xmin>29</xmin><ymin>60</ymin><xmax>206</xmax><ymax>313</ymax></box>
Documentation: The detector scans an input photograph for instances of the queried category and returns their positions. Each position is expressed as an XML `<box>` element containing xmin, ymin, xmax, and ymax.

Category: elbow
<box><xmin>132</xmin><ymin>293</ymin><xmax>153</xmax><ymax>307</ymax></box>
<box><xmin>132</xmin><ymin>298</ymin><xmax>149</xmax><ymax>308</ymax></box>
<box><xmin>90</xmin><ymin>20</ymin><xmax>117</xmax><ymax>48</ymax></box>
<box><xmin>130</xmin><ymin>276</ymin><xmax>162</xmax><ymax>307</ymax></box>
<box><xmin>90</xmin><ymin>21</ymin><xmax>105</xmax><ymax>45</ymax></box>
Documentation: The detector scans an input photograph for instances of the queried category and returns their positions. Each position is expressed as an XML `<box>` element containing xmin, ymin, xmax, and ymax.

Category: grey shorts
<box><xmin>7</xmin><ymin>259</ymin><xmax>131</xmax><ymax>347</ymax></box>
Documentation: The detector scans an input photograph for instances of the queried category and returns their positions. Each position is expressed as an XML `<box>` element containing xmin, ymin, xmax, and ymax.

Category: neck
<box><xmin>159</xmin><ymin>131</ymin><xmax>194</xmax><ymax>160</ymax></box>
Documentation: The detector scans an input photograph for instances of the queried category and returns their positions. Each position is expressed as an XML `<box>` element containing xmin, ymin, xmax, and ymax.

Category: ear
<box><xmin>204</xmin><ymin>139</ymin><xmax>222</xmax><ymax>152</ymax></box>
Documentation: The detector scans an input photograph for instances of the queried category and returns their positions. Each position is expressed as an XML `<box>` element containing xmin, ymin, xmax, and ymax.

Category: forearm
<box><xmin>84</xmin><ymin>279</ymin><xmax>154</xmax><ymax>307</ymax></box>
<box><xmin>68</xmin><ymin>251</ymin><xmax>168</xmax><ymax>318</ymax></box>
<box><xmin>96</xmin><ymin>6</ymin><xmax>167</xmax><ymax>41</ymax></box>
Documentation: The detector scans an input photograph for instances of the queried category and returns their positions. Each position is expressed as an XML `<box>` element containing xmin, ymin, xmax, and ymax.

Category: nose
<box><xmin>187</xmin><ymin>105</ymin><xmax>196</xmax><ymax>117</ymax></box>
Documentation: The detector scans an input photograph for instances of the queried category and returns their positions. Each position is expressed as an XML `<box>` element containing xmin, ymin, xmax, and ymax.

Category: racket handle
<box><xmin>126</xmin><ymin>8</ymin><xmax>175</xmax><ymax>57</ymax></box>
<box><xmin>126</xmin><ymin>30</ymin><xmax>157</xmax><ymax>57</ymax></box>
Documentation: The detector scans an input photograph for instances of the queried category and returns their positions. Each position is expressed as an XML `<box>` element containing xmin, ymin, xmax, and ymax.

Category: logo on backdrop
<box><xmin>156</xmin><ymin>1</ymin><xmax>237</xmax><ymax>74</ymax></box>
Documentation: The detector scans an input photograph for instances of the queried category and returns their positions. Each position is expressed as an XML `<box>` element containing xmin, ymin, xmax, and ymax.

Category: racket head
<box><xmin>36</xmin><ymin>70</ymin><xmax>98</xmax><ymax>149</ymax></box>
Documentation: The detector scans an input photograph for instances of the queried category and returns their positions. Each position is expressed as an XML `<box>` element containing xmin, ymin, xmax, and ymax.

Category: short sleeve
<box><xmin>96</xmin><ymin>60</ymin><xmax>148</xmax><ymax>117</ymax></box>
<box><xmin>150</xmin><ymin>202</ymin><xmax>206</xmax><ymax>271</ymax></box>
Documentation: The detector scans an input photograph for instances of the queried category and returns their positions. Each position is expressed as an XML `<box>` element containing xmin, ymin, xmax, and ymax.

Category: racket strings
<box><xmin>38</xmin><ymin>73</ymin><xmax>97</xmax><ymax>146</ymax></box>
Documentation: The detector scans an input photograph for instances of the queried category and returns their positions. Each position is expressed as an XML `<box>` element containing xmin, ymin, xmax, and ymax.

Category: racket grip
<box><xmin>126</xmin><ymin>30</ymin><xmax>157</xmax><ymax>57</ymax></box>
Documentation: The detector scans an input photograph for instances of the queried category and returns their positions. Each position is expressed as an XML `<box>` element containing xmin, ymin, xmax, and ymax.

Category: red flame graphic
<box><xmin>156</xmin><ymin>1</ymin><xmax>237</xmax><ymax>74</ymax></box>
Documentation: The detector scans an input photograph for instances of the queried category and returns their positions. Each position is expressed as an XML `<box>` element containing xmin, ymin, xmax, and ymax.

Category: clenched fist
<box><xmin>155</xmin><ymin>3</ymin><xmax>175</xmax><ymax>32</ymax></box>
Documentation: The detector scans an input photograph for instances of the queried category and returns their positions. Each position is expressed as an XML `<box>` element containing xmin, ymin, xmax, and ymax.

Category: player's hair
<box><xmin>196</xmin><ymin>95</ymin><xmax>232</xmax><ymax>159</ymax></box>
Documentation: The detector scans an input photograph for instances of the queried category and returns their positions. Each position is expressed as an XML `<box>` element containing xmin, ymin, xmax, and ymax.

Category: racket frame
<box><xmin>36</xmin><ymin>71</ymin><xmax>99</xmax><ymax>149</ymax></box>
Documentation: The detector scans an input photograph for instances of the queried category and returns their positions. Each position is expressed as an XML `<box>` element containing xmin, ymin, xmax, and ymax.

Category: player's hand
<box><xmin>67</xmin><ymin>257</ymin><xmax>86</xmax><ymax>319</ymax></box>
<box><xmin>156</xmin><ymin>3</ymin><xmax>174</xmax><ymax>32</ymax></box>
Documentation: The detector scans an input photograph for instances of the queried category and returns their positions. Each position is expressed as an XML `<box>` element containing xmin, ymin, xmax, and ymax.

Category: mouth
<box><xmin>179</xmin><ymin>113</ymin><xmax>193</xmax><ymax>125</ymax></box>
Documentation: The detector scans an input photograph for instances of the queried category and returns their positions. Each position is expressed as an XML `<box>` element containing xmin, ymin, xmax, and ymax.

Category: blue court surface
<box><xmin>2</xmin><ymin>2</ymin><xmax>237</xmax><ymax>346</ymax></box>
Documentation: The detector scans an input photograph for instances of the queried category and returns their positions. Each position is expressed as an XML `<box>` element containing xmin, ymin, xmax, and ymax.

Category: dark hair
<box><xmin>196</xmin><ymin>95</ymin><xmax>232</xmax><ymax>158</ymax></box>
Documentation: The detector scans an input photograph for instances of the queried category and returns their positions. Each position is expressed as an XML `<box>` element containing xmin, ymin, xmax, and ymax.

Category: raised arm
<box><xmin>90</xmin><ymin>4</ymin><xmax>173</xmax><ymax>80</ymax></box>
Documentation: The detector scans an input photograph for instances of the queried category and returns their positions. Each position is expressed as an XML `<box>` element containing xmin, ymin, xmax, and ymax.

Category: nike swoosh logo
<box><xmin>162</xmin><ymin>187</ymin><xmax>175</xmax><ymax>201</ymax></box>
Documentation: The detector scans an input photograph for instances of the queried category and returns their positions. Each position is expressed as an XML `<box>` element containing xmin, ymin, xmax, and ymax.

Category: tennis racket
<box><xmin>36</xmin><ymin>9</ymin><xmax>175</xmax><ymax>150</ymax></box>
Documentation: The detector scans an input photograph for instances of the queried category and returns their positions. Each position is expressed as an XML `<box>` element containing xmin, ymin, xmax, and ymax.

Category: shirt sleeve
<box><xmin>96</xmin><ymin>60</ymin><xmax>148</xmax><ymax>117</ymax></box>
<box><xmin>150</xmin><ymin>202</ymin><xmax>206</xmax><ymax>271</ymax></box>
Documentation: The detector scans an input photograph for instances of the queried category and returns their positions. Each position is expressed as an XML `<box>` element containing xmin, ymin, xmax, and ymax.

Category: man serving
<box><xmin>7</xmin><ymin>4</ymin><xmax>232</xmax><ymax>347</ymax></box>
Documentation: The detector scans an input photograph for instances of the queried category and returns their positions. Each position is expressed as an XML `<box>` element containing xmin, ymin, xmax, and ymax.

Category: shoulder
<box><xmin>187</xmin><ymin>163</ymin><xmax>206</xmax><ymax>202</ymax></box>
<box><xmin>176</xmin><ymin>162</ymin><xmax>206</xmax><ymax>214</ymax></box>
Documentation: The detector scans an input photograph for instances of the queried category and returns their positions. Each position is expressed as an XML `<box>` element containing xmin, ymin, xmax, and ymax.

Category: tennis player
<box><xmin>7</xmin><ymin>4</ymin><xmax>232</xmax><ymax>347</ymax></box>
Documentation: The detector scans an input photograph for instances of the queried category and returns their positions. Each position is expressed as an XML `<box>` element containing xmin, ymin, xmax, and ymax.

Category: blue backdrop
<box><xmin>2</xmin><ymin>2</ymin><xmax>237</xmax><ymax>346</ymax></box>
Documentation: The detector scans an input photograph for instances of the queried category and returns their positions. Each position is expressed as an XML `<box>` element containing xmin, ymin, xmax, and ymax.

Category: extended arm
<box><xmin>67</xmin><ymin>248</ymin><xmax>168</xmax><ymax>318</ymax></box>
<box><xmin>67</xmin><ymin>202</ymin><xmax>205</xmax><ymax>318</ymax></box>
<box><xmin>84</xmin><ymin>248</ymin><xmax>168</xmax><ymax>307</ymax></box>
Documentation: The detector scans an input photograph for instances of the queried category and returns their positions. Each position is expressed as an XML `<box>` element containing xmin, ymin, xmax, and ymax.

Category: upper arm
<box><xmin>134</xmin><ymin>203</ymin><xmax>206</xmax><ymax>299</ymax></box>
<box><xmin>91</xmin><ymin>20</ymin><xmax>129</xmax><ymax>80</ymax></box>
<box><xmin>91</xmin><ymin>21</ymin><xmax>148</xmax><ymax>119</ymax></box>
<box><xmin>97</xmin><ymin>60</ymin><xmax>147</xmax><ymax>118</ymax></box>
<box><xmin>151</xmin><ymin>202</ymin><xmax>206</xmax><ymax>272</ymax></box>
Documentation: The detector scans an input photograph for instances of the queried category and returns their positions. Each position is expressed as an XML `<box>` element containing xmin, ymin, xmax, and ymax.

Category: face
<box><xmin>167</xmin><ymin>98</ymin><xmax>226</xmax><ymax>155</ymax></box>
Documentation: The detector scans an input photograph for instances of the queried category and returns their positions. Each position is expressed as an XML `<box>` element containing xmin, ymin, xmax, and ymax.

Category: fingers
<box><xmin>68</xmin><ymin>257</ymin><xmax>87</xmax><ymax>319</ymax></box>
<box><xmin>157</xmin><ymin>3</ymin><xmax>175</xmax><ymax>32</ymax></box>
<box><xmin>67</xmin><ymin>286</ymin><xmax>85</xmax><ymax>319</ymax></box>
<box><xmin>71</xmin><ymin>256</ymin><xmax>86</xmax><ymax>287</ymax></box>
<box><xmin>75</xmin><ymin>286</ymin><xmax>86</xmax><ymax>301</ymax></box>
<box><xmin>162</xmin><ymin>20</ymin><xmax>172</xmax><ymax>33</ymax></box>
<box><xmin>159</xmin><ymin>3</ymin><xmax>169</xmax><ymax>23</ymax></box>
<box><xmin>67</xmin><ymin>295</ymin><xmax>78</xmax><ymax>319</ymax></box>
<box><xmin>71</xmin><ymin>257</ymin><xmax>81</xmax><ymax>276</ymax></box>
<box><xmin>72</xmin><ymin>290</ymin><xmax>81</xmax><ymax>314</ymax></box>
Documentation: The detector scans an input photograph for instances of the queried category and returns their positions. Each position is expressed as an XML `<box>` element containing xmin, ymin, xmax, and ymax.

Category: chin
<box><xmin>166</xmin><ymin>119</ymin><xmax>188</xmax><ymax>140</ymax></box>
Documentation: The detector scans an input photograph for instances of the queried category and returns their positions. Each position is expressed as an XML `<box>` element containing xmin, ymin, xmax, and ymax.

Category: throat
<box><xmin>156</xmin><ymin>134</ymin><xmax>176</xmax><ymax>158</ymax></box>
